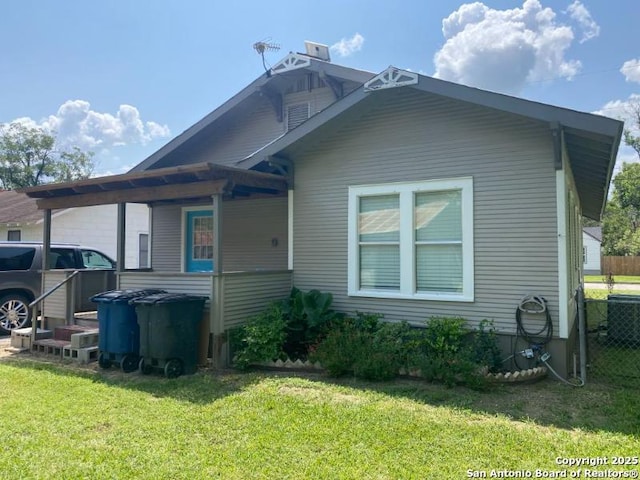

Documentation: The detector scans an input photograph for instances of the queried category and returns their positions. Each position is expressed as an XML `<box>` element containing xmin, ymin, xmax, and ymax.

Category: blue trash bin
<box><xmin>90</xmin><ymin>289</ymin><xmax>165</xmax><ymax>372</ymax></box>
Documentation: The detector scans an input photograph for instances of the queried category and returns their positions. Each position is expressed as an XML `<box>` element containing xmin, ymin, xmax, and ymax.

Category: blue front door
<box><xmin>185</xmin><ymin>210</ymin><xmax>214</xmax><ymax>272</ymax></box>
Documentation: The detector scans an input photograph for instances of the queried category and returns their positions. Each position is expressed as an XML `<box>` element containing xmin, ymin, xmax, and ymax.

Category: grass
<box><xmin>1</xmin><ymin>357</ymin><xmax>639</xmax><ymax>479</ymax></box>
<box><xmin>584</xmin><ymin>275</ymin><xmax>640</xmax><ymax>284</ymax></box>
<box><xmin>585</xmin><ymin>288</ymin><xmax>639</xmax><ymax>299</ymax></box>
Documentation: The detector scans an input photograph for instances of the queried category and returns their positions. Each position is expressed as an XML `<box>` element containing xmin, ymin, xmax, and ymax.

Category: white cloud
<box><xmin>330</xmin><ymin>33</ymin><xmax>364</xmax><ymax>58</ymax></box>
<box><xmin>593</xmin><ymin>94</ymin><xmax>640</xmax><ymax>126</ymax></box>
<box><xmin>433</xmin><ymin>0</ymin><xmax>589</xmax><ymax>94</ymax></box>
<box><xmin>621</xmin><ymin>59</ymin><xmax>640</xmax><ymax>83</ymax></box>
<box><xmin>594</xmin><ymin>94</ymin><xmax>640</xmax><ymax>171</ymax></box>
<box><xmin>10</xmin><ymin>100</ymin><xmax>170</xmax><ymax>153</ymax></box>
<box><xmin>566</xmin><ymin>1</ymin><xmax>600</xmax><ymax>43</ymax></box>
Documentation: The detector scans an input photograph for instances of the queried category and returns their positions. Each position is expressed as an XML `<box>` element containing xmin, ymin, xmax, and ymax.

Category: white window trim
<box><xmin>348</xmin><ymin>177</ymin><xmax>474</xmax><ymax>302</ymax></box>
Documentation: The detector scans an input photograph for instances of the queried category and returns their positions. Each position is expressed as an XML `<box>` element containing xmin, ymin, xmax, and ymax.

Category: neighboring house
<box><xmin>0</xmin><ymin>190</ymin><xmax>150</xmax><ymax>268</ymax></box>
<box><xmin>21</xmin><ymin>43</ymin><xmax>623</xmax><ymax>376</ymax></box>
<box><xmin>582</xmin><ymin>226</ymin><xmax>602</xmax><ymax>275</ymax></box>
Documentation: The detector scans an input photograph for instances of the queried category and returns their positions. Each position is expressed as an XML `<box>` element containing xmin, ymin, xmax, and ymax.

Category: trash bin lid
<box><xmin>129</xmin><ymin>293</ymin><xmax>208</xmax><ymax>305</ymax></box>
<box><xmin>90</xmin><ymin>288</ymin><xmax>167</xmax><ymax>304</ymax></box>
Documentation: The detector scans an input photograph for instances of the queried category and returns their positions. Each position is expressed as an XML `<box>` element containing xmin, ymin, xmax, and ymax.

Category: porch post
<box><xmin>211</xmin><ymin>193</ymin><xmax>225</xmax><ymax>368</ymax></box>
<box><xmin>116</xmin><ymin>203</ymin><xmax>126</xmax><ymax>288</ymax></box>
<box><xmin>33</xmin><ymin>209</ymin><xmax>52</xmax><ymax>340</ymax></box>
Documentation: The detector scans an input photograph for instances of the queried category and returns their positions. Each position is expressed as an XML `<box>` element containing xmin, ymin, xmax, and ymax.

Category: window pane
<box><xmin>192</xmin><ymin>216</ymin><xmax>213</xmax><ymax>260</ymax></box>
<box><xmin>359</xmin><ymin>195</ymin><xmax>400</xmax><ymax>242</ymax></box>
<box><xmin>415</xmin><ymin>190</ymin><xmax>461</xmax><ymax>242</ymax></box>
<box><xmin>360</xmin><ymin>245</ymin><xmax>400</xmax><ymax>290</ymax></box>
<box><xmin>416</xmin><ymin>244</ymin><xmax>462</xmax><ymax>293</ymax></box>
<box><xmin>0</xmin><ymin>247</ymin><xmax>35</xmax><ymax>271</ymax></box>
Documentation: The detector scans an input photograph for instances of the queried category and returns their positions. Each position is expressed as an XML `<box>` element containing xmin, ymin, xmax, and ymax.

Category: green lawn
<box><xmin>584</xmin><ymin>275</ymin><xmax>640</xmax><ymax>284</ymax></box>
<box><xmin>1</xmin><ymin>358</ymin><xmax>639</xmax><ymax>479</ymax></box>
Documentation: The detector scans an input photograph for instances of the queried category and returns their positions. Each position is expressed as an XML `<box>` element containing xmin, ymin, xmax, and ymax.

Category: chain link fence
<box><xmin>584</xmin><ymin>288</ymin><xmax>640</xmax><ymax>387</ymax></box>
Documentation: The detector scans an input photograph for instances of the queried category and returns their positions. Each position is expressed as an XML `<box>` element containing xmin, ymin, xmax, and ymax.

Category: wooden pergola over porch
<box><xmin>20</xmin><ymin>162</ymin><xmax>290</xmax><ymax>367</ymax></box>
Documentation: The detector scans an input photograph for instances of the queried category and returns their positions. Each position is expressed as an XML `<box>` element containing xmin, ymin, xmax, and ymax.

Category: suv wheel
<box><xmin>0</xmin><ymin>294</ymin><xmax>31</xmax><ymax>334</ymax></box>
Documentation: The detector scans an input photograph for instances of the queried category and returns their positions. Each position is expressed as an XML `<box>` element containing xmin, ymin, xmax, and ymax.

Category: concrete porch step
<box><xmin>32</xmin><ymin>339</ymin><xmax>70</xmax><ymax>358</ymax></box>
<box><xmin>54</xmin><ymin>325</ymin><xmax>97</xmax><ymax>342</ymax></box>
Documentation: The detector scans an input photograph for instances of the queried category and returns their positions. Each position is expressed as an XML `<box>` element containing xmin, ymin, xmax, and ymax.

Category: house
<box><xmin>21</xmin><ymin>43</ymin><xmax>623</xmax><ymax>376</ymax></box>
<box><xmin>0</xmin><ymin>190</ymin><xmax>150</xmax><ymax>268</ymax></box>
<box><xmin>582</xmin><ymin>227</ymin><xmax>602</xmax><ymax>275</ymax></box>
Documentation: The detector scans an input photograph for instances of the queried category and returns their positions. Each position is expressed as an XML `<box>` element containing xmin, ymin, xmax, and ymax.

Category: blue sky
<box><xmin>1</xmin><ymin>0</ymin><xmax>638</xmax><ymax>175</ymax></box>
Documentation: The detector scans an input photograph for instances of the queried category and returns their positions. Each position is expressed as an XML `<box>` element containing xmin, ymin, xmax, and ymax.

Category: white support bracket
<box><xmin>364</xmin><ymin>66</ymin><xmax>419</xmax><ymax>92</ymax></box>
<box><xmin>270</xmin><ymin>53</ymin><xmax>311</xmax><ymax>75</ymax></box>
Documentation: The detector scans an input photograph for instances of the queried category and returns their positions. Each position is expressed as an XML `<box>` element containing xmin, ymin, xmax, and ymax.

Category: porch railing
<box><xmin>30</xmin><ymin>270</ymin><xmax>80</xmax><ymax>340</ymax></box>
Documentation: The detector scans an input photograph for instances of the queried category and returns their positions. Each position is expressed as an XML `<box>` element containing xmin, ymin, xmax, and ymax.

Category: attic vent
<box><xmin>287</xmin><ymin>103</ymin><xmax>310</xmax><ymax>130</ymax></box>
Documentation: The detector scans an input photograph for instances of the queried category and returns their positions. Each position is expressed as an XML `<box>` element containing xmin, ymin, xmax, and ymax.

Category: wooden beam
<box><xmin>36</xmin><ymin>179</ymin><xmax>229</xmax><ymax>209</ymax></box>
<box><xmin>320</xmin><ymin>71</ymin><xmax>343</xmax><ymax>99</ymax></box>
<box><xmin>259</xmin><ymin>86</ymin><xmax>283</xmax><ymax>123</ymax></box>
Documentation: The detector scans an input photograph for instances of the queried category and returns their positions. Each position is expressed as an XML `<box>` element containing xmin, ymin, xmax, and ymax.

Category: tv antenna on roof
<box><xmin>253</xmin><ymin>39</ymin><xmax>280</xmax><ymax>75</ymax></box>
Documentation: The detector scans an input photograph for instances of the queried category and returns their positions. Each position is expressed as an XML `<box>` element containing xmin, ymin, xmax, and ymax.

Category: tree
<box><xmin>0</xmin><ymin>122</ymin><xmax>94</xmax><ymax>189</ymax></box>
<box><xmin>623</xmin><ymin>100</ymin><xmax>640</xmax><ymax>160</ymax></box>
<box><xmin>602</xmin><ymin>162</ymin><xmax>640</xmax><ymax>256</ymax></box>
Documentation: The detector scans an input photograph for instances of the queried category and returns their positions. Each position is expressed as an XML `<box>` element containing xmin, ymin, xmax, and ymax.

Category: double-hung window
<box><xmin>348</xmin><ymin>177</ymin><xmax>474</xmax><ymax>302</ymax></box>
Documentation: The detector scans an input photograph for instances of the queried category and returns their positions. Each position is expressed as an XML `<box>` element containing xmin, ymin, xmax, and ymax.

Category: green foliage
<box><xmin>603</xmin><ymin>162</ymin><xmax>640</xmax><ymax>256</ymax></box>
<box><xmin>313</xmin><ymin>315</ymin><xmax>501</xmax><ymax>386</ymax></box>
<box><xmin>281</xmin><ymin>287</ymin><xmax>341</xmax><ymax>359</ymax></box>
<box><xmin>230</xmin><ymin>302</ymin><xmax>288</xmax><ymax>369</ymax></box>
<box><xmin>622</xmin><ymin>100</ymin><xmax>640</xmax><ymax>160</ymax></box>
<box><xmin>408</xmin><ymin>317</ymin><xmax>494</xmax><ymax>389</ymax></box>
<box><xmin>469</xmin><ymin>320</ymin><xmax>503</xmax><ymax>374</ymax></box>
<box><xmin>0</xmin><ymin>122</ymin><xmax>94</xmax><ymax>189</ymax></box>
<box><xmin>311</xmin><ymin>319</ymin><xmax>368</xmax><ymax>377</ymax></box>
<box><xmin>231</xmin><ymin>287</ymin><xmax>342</xmax><ymax>368</ymax></box>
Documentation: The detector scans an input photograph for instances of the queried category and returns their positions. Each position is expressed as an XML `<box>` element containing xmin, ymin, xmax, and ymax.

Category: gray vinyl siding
<box><xmin>42</xmin><ymin>271</ymin><xmax>68</xmax><ymax>319</ymax></box>
<box><xmin>119</xmin><ymin>272</ymin><xmax>212</xmax><ymax>300</ymax></box>
<box><xmin>150</xmin><ymin>196</ymin><xmax>287</xmax><ymax>273</ymax></box>
<box><xmin>150</xmin><ymin>205</ymin><xmax>182</xmax><ymax>272</ymax></box>
<box><xmin>222</xmin><ymin>271</ymin><xmax>293</xmax><ymax>328</ymax></box>
<box><xmin>177</xmin><ymin>87</ymin><xmax>338</xmax><ymax>167</ymax></box>
<box><xmin>290</xmin><ymin>88</ymin><xmax>560</xmax><ymax>336</ymax></box>
<box><xmin>222</xmin><ymin>196</ymin><xmax>288</xmax><ymax>271</ymax></box>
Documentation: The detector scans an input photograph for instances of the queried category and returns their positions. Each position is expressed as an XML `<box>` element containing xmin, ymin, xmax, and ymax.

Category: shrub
<box><xmin>230</xmin><ymin>302</ymin><xmax>288</xmax><ymax>369</ymax></box>
<box><xmin>282</xmin><ymin>287</ymin><xmax>342</xmax><ymax>359</ymax></box>
<box><xmin>310</xmin><ymin>319</ymin><xmax>367</xmax><ymax>377</ymax></box>
<box><xmin>409</xmin><ymin>317</ymin><xmax>490</xmax><ymax>388</ymax></box>
<box><xmin>469</xmin><ymin>319</ymin><xmax>503</xmax><ymax>374</ymax></box>
<box><xmin>312</xmin><ymin>314</ymin><xmax>406</xmax><ymax>381</ymax></box>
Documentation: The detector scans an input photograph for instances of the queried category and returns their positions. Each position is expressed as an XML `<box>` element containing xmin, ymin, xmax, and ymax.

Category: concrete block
<box><xmin>54</xmin><ymin>325</ymin><xmax>96</xmax><ymax>342</ymax></box>
<box><xmin>63</xmin><ymin>345</ymin><xmax>99</xmax><ymax>364</ymax></box>
<box><xmin>70</xmin><ymin>330</ymin><xmax>99</xmax><ymax>349</ymax></box>
<box><xmin>32</xmin><ymin>339</ymin><xmax>70</xmax><ymax>358</ymax></box>
<box><xmin>10</xmin><ymin>328</ymin><xmax>52</xmax><ymax>349</ymax></box>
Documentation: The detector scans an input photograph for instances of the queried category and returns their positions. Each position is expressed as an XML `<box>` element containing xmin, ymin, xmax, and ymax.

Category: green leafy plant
<box><xmin>409</xmin><ymin>317</ymin><xmax>489</xmax><ymax>388</ymax></box>
<box><xmin>230</xmin><ymin>302</ymin><xmax>288</xmax><ymax>369</ymax></box>
<box><xmin>312</xmin><ymin>314</ymin><xmax>406</xmax><ymax>381</ymax></box>
<box><xmin>282</xmin><ymin>287</ymin><xmax>341</xmax><ymax>359</ymax></box>
<box><xmin>469</xmin><ymin>319</ymin><xmax>503</xmax><ymax>374</ymax></box>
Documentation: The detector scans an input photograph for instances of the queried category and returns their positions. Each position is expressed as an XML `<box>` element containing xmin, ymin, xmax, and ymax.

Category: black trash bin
<box><xmin>131</xmin><ymin>293</ymin><xmax>207</xmax><ymax>378</ymax></box>
<box><xmin>90</xmin><ymin>289</ymin><xmax>166</xmax><ymax>372</ymax></box>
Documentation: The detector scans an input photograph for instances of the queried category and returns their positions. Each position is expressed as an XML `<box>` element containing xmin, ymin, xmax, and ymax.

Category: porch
<box><xmin>22</xmin><ymin>162</ymin><xmax>292</xmax><ymax>367</ymax></box>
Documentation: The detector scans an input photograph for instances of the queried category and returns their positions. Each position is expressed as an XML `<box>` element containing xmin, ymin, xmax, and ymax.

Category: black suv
<box><xmin>0</xmin><ymin>242</ymin><xmax>116</xmax><ymax>334</ymax></box>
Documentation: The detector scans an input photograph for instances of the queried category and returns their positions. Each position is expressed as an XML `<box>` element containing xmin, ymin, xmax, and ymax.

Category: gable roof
<box><xmin>129</xmin><ymin>53</ymin><xmax>374</xmax><ymax>173</ymax></box>
<box><xmin>583</xmin><ymin>226</ymin><xmax>603</xmax><ymax>242</ymax></box>
<box><xmin>238</xmin><ymin>66</ymin><xmax>624</xmax><ymax>221</ymax></box>
<box><xmin>0</xmin><ymin>190</ymin><xmax>44</xmax><ymax>226</ymax></box>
